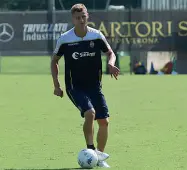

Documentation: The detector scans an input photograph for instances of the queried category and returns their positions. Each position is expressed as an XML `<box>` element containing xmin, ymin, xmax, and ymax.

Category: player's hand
<box><xmin>54</xmin><ymin>87</ymin><xmax>63</xmax><ymax>98</ymax></box>
<box><xmin>108</xmin><ymin>64</ymin><xmax>120</xmax><ymax>80</ymax></box>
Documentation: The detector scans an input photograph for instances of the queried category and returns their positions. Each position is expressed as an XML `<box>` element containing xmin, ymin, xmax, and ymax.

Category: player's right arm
<box><xmin>51</xmin><ymin>37</ymin><xmax>64</xmax><ymax>97</ymax></box>
<box><xmin>51</xmin><ymin>54</ymin><xmax>61</xmax><ymax>86</ymax></box>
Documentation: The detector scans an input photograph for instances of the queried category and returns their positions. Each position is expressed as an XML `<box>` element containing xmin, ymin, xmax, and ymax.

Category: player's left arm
<box><xmin>99</xmin><ymin>32</ymin><xmax>120</xmax><ymax>80</ymax></box>
<box><xmin>105</xmin><ymin>49</ymin><xmax>120</xmax><ymax>79</ymax></box>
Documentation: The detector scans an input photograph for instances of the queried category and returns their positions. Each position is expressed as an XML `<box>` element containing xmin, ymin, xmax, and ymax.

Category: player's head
<box><xmin>71</xmin><ymin>4</ymin><xmax>89</xmax><ymax>28</ymax></box>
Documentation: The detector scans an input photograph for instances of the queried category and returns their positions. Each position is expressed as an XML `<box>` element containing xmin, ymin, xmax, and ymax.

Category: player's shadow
<box><xmin>5</xmin><ymin>168</ymin><xmax>90</xmax><ymax>170</ymax></box>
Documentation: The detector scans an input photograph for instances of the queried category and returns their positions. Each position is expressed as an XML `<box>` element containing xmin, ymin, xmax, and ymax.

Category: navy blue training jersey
<box><xmin>53</xmin><ymin>26</ymin><xmax>111</xmax><ymax>90</ymax></box>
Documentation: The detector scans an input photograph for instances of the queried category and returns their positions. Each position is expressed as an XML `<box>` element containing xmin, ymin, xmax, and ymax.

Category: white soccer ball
<box><xmin>77</xmin><ymin>149</ymin><xmax>98</xmax><ymax>168</ymax></box>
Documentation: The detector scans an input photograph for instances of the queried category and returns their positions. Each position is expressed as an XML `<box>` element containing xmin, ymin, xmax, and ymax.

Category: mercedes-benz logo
<box><xmin>0</xmin><ymin>23</ymin><xmax>14</xmax><ymax>42</ymax></box>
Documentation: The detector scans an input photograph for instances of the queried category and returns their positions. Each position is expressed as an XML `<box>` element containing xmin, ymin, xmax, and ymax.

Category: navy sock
<box><xmin>87</xmin><ymin>144</ymin><xmax>95</xmax><ymax>150</ymax></box>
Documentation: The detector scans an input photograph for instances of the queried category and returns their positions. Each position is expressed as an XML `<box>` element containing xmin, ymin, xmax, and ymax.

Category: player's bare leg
<box><xmin>97</xmin><ymin>118</ymin><xmax>109</xmax><ymax>152</ymax></box>
<box><xmin>96</xmin><ymin>118</ymin><xmax>110</xmax><ymax>168</ymax></box>
<box><xmin>83</xmin><ymin>109</ymin><xmax>95</xmax><ymax>149</ymax></box>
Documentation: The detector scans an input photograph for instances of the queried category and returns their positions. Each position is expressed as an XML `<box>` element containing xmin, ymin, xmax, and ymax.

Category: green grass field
<box><xmin>0</xmin><ymin>55</ymin><xmax>130</xmax><ymax>74</ymax></box>
<box><xmin>0</xmin><ymin>57</ymin><xmax>187</xmax><ymax>170</ymax></box>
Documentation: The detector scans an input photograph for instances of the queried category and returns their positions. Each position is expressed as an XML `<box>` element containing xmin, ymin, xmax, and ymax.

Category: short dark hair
<box><xmin>71</xmin><ymin>4</ymin><xmax>87</xmax><ymax>14</ymax></box>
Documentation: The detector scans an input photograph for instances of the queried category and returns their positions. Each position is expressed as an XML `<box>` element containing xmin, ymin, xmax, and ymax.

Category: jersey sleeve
<box><xmin>99</xmin><ymin>31</ymin><xmax>111</xmax><ymax>53</ymax></box>
<box><xmin>53</xmin><ymin>36</ymin><xmax>64</xmax><ymax>56</ymax></box>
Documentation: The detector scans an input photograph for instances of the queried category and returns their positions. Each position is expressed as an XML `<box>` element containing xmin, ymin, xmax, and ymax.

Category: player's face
<box><xmin>72</xmin><ymin>10</ymin><xmax>88</xmax><ymax>28</ymax></box>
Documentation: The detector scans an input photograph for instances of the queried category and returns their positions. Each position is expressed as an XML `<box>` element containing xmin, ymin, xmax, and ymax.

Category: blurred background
<box><xmin>0</xmin><ymin>0</ymin><xmax>187</xmax><ymax>75</ymax></box>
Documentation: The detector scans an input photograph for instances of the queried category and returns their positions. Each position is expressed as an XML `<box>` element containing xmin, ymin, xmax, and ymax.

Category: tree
<box><xmin>0</xmin><ymin>0</ymin><xmax>47</xmax><ymax>11</ymax></box>
<box><xmin>0</xmin><ymin>0</ymin><xmax>108</xmax><ymax>11</ymax></box>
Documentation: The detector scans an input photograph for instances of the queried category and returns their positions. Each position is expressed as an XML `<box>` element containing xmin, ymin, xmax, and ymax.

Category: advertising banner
<box><xmin>0</xmin><ymin>11</ymin><xmax>187</xmax><ymax>55</ymax></box>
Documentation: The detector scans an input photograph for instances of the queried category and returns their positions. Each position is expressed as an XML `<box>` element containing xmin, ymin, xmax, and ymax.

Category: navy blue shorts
<box><xmin>66</xmin><ymin>88</ymin><xmax>109</xmax><ymax>119</ymax></box>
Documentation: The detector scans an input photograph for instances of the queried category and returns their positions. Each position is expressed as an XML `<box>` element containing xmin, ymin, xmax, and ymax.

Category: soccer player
<box><xmin>51</xmin><ymin>4</ymin><xmax>120</xmax><ymax>168</ymax></box>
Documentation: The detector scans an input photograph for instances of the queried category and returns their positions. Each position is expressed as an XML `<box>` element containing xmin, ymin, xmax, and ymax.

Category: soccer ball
<box><xmin>77</xmin><ymin>149</ymin><xmax>98</xmax><ymax>168</ymax></box>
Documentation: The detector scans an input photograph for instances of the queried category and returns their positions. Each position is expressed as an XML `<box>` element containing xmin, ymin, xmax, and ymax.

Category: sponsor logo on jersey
<box><xmin>68</xmin><ymin>42</ymin><xmax>79</xmax><ymax>46</ymax></box>
<box><xmin>72</xmin><ymin>52</ymin><xmax>96</xmax><ymax>60</ymax></box>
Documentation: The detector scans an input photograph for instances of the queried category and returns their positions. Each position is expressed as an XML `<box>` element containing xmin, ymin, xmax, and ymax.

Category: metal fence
<box><xmin>142</xmin><ymin>0</ymin><xmax>187</xmax><ymax>10</ymax></box>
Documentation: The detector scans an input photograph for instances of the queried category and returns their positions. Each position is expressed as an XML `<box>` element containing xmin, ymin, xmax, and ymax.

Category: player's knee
<box><xmin>84</xmin><ymin>108</ymin><xmax>95</xmax><ymax>121</ymax></box>
<box><xmin>97</xmin><ymin>118</ymin><xmax>109</xmax><ymax>127</ymax></box>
